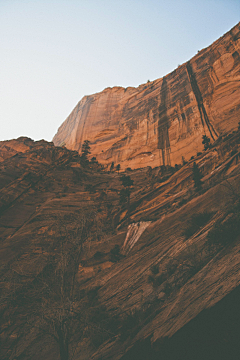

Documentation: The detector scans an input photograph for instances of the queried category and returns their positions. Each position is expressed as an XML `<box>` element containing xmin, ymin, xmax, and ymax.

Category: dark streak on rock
<box><xmin>158</xmin><ymin>77</ymin><xmax>171</xmax><ymax>166</ymax></box>
<box><xmin>186</xmin><ymin>62</ymin><xmax>218</xmax><ymax>140</ymax></box>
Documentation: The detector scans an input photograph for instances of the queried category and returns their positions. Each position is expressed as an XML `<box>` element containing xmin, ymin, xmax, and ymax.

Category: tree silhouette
<box><xmin>120</xmin><ymin>174</ymin><xmax>134</xmax><ymax>188</ymax></box>
<box><xmin>110</xmin><ymin>162</ymin><xmax>114</xmax><ymax>172</ymax></box>
<box><xmin>119</xmin><ymin>175</ymin><xmax>134</xmax><ymax>223</ymax></box>
<box><xmin>91</xmin><ymin>156</ymin><xmax>97</xmax><ymax>163</ymax></box>
<box><xmin>80</xmin><ymin>140</ymin><xmax>91</xmax><ymax>166</ymax></box>
<box><xmin>192</xmin><ymin>162</ymin><xmax>203</xmax><ymax>190</ymax></box>
<box><xmin>202</xmin><ymin>135</ymin><xmax>211</xmax><ymax>151</ymax></box>
<box><xmin>116</xmin><ymin>164</ymin><xmax>121</xmax><ymax>174</ymax></box>
<box><xmin>119</xmin><ymin>188</ymin><xmax>130</xmax><ymax>205</ymax></box>
<box><xmin>182</xmin><ymin>156</ymin><xmax>187</xmax><ymax>165</ymax></box>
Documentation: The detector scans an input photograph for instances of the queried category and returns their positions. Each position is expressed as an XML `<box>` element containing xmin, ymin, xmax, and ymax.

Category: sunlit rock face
<box><xmin>53</xmin><ymin>22</ymin><xmax>240</xmax><ymax>169</ymax></box>
<box><xmin>0</xmin><ymin>137</ymin><xmax>33</xmax><ymax>162</ymax></box>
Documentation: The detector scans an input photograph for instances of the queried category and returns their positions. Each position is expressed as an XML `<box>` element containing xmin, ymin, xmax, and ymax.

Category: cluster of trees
<box><xmin>80</xmin><ymin>140</ymin><xmax>91</xmax><ymax>166</ymax></box>
<box><xmin>80</xmin><ymin>140</ymin><xmax>134</xmax><ymax>223</ymax></box>
<box><xmin>110</xmin><ymin>162</ymin><xmax>121</xmax><ymax>174</ymax></box>
<box><xmin>80</xmin><ymin>140</ymin><xmax>101</xmax><ymax>168</ymax></box>
<box><xmin>80</xmin><ymin>141</ymin><xmax>121</xmax><ymax>175</ymax></box>
<box><xmin>119</xmin><ymin>174</ymin><xmax>134</xmax><ymax>206</ymax></box>
<box><xmin>202</xmin><ymin>134</ymin><xmax>211</xmax><ymax>151</ymax></box>
<box><xmin>80</xmin><ymin>138</ymin><xmax>206</xmax><ymax>197</ymax></box>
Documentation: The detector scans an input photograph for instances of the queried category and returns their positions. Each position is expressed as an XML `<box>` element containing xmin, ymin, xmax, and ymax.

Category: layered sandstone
<box><xmin>53</xmin><ymin>22</ymin><xmax>240</xmax><ymax>169</ymax></box>
<box><xmin>1</xmin><ymin>133</ymin><xmax>240</xmax><ymax>359</ymax></box>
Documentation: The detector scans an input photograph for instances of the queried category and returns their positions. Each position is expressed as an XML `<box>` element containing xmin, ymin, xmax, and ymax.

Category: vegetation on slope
<box><xmin>0</xmin><ymin>128</ymin><xmax>240</xmax><ymax>359</ymax></box>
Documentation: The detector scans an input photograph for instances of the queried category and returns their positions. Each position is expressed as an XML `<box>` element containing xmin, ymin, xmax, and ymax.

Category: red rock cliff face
<box><xmin>53</xmin><ymin>22</ymin><xmax>240</xmax><ymax>169</ymax></box>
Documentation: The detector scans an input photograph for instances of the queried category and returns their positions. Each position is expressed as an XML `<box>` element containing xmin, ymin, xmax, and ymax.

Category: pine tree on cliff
<box><xmin>120</xmin><ymin>175</ymin><xmax>134</xmax><ymax>222</ymax></box>
<box><xmin>110</xmin><ymin>162</ymin><xmax>114</xmax><ymax>172</ymax></box>
<box><xmin>202</xmin><ymin>135</ymin><xmax>211</xmax><ymax>151</ymax></box>
<box><xmin>80</xmin><ymin>140</ymin><xmax>91</xmax><ymax>166</ymax></box>
<box><xmin>119</xmin><ymin>188</ymin><xmax>130</xmax><ymax>205</ymax></box>
<box><xmin>120</xmin><ymin>174</ymin><xmax>134</xmax><ymax>189</ymax></box>
<box><xmin>192</xmin><ymin>162</ymin><xmax>203</xmax><ymax>190</ymax></box>
<box><xmin>90</xmin><ymin>156</ymin><xmax>97</xmax><ymax>164</ymax></box>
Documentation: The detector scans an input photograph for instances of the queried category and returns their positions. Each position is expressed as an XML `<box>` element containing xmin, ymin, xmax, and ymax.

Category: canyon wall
<box><xmin>53</xmin><ymin>22</ymin><xmax>240</xmax><ymax>169</ymax></box>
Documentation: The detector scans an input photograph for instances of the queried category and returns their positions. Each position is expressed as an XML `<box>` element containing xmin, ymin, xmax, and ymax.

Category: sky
<box><xmin>0</xmin><ymin>0</ymin><xmax>239</xmax><ymax>142</ymax></box>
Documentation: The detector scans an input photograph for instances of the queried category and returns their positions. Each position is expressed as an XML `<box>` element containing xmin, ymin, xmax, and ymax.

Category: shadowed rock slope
<box><xmin>1</xmin><ymin>131</ymin><xmax>240</xmax><ymax>359</ymax></box>
<box><xmin>53</xmin><ymin>23</ymin><xmax>240</xmax><ymax>170</ymax></box>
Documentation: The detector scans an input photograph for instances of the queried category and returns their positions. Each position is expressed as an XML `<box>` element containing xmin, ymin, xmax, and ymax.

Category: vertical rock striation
<box><xmin>53</xmin><ymin>22</ymin><xmax>240</xmax><ymax>169</ymax></box>
<box><xmin>186</xmin><ymin>61</ymin><xmax>218</xmax><ymax>140</ymax></box>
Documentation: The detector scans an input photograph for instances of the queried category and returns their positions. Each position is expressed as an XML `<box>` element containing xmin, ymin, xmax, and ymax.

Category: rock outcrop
<box><xmin>53</xmin><ymin>22</ymin><xmax>240</xmax><ymax>169</ymax></box>
<box><xmin>1</xmin><ymin>131</ymin><xmax>240</xmax><ymax>359</ymax></box>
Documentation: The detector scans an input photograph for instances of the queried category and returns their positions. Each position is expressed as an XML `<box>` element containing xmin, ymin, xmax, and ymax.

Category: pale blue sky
<box><xmin>0</xmin><ymin>0</ymin><xmax>239</xmax><ymax>142</ymax></box>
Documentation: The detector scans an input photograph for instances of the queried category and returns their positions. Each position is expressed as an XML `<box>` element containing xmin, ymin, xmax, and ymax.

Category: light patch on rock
<box><xmin>123</xmin><ymin>221</ymin><xmax>151</xmax><ymax>254</ymax></box>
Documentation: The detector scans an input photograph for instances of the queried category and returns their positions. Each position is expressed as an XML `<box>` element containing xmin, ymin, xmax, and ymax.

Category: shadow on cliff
<box><xmin>121</xmin><ymin>284</ymin><xmax>240</xmax><ymax>360</ymax></box>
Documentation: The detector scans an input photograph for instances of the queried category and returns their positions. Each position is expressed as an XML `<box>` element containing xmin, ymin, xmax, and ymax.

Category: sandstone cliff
<box><xmin>53</xmin><ymin>22</ymin><xmax>240</xmax><ymax>169</ymax></box>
